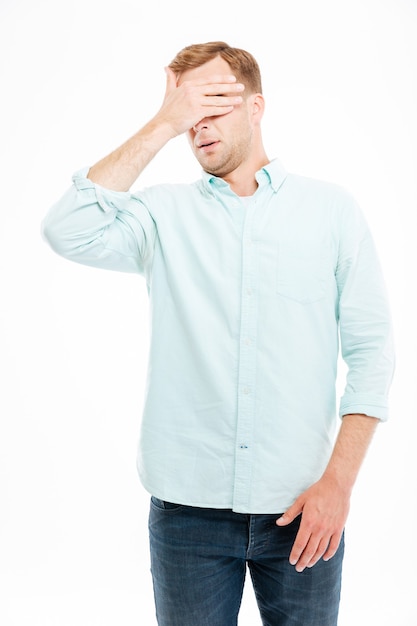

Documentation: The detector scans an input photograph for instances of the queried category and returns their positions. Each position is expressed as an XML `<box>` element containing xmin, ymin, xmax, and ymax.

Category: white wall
<box><xmin>1</xmin><ymin>0</ymin><xmax>416</xmax><ymax>624</ymax></box>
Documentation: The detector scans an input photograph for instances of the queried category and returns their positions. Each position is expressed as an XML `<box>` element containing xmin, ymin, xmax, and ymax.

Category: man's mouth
<box><xmin>197</xmin><ymin>139</ymin><xmax>219</xmax><ymax>151</ymax></box>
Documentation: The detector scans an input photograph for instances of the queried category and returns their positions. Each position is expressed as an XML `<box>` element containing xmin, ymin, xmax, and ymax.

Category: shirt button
<box><xmin>242</xmin><ymin>386</ymin><xmax>251</xmax><ymax>395</ymax></box>
<box><xmin>246</xmin><ymin>288</ymin><xmax>253</xmax><ymax>296</ymax></box>
<box><xmin>243</xmin><ymin>338</ymin><xmax>252</xmax><ymax>346</ymax></box>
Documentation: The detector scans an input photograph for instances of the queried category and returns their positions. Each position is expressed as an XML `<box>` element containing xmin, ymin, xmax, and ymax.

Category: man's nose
<box><xmin>193</xmin><ymin>118</ymin><xmax>209</xmax><ymax>133</ymax></box>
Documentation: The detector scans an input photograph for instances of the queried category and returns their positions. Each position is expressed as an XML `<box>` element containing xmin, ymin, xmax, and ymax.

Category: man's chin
<box><xmin>198</xmin><ymin>159</ymin><xmax>229</xmax><ymax>178</ymax></box>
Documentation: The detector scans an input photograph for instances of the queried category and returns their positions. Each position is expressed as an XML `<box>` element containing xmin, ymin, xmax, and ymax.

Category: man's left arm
<box><xmin>276</xmin><ymin>412</ymin><xmax>378</xmax><ymax>572</ymax></box>
<box><xmin>277</xmin><ymin>193</ymin><xmax>395</xmax><ymax>572</ymax></box>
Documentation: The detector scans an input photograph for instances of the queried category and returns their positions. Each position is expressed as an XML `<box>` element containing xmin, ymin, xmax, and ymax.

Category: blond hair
<box><xmin>168</xmin><ymin>41</ymin><xmax>262</xmax><ymax>94</ymax></box>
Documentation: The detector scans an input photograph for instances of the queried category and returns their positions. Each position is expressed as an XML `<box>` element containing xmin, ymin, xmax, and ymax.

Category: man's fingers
<box><xmin>289</xmin><ymin>524</ymin><xmax>343</xmax><ymax>572</ymax></box>
<box><xmin>288</xmin><ymin>523</ymin><xmax>315</xmax><ymax>568</ymax></box>
<box><xmin>200</xmin><ymin>94</ymin><xmax>243</xmax><ymax>110</ymax></box>
<box><xmin>276</xmin><ymin>502</ymin><xmax>302</xmax><ymax>526</ymax></box>
<box><xmin>323</xmin><ymin>532</ymin><xmax>342</xmax><ymax>562</ymax></box>
<box><xmin>178</xmin><ymin>74</ymin><xmax>245</xmax><ymax>99</ymax></box>
<box><xmin>292</xmin><ymin>532</ymin><xmax>332</xmax><ymax>572</ymax></box>
<box><xmin>290</xmin><ymin>535</ymin><xmax>312</xmax><ymax>568</ymax></box>
<box><xmin>201</xmin><ymin>81</ymin><xmax>245</xmax><ymax>96</ymax></box>
<box><xmin>306</xmin><ymin>535</ymin><xmax>331</xmax><ymax>569</ymax></box>
<box><xmin>191</xmin><ymin>73</ymin><xmax>239</xmax><ymax>87</ymax></box>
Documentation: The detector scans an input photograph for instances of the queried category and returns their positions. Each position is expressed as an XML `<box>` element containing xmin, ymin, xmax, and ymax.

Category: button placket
<box><xmin>233</xmin><ymin>203</ymin><xmax>259</xmax><ymax>511</ymax></box>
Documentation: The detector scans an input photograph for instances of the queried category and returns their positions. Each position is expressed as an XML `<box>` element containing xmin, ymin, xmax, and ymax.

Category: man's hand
<box><xmin>276</xmin><ymin>475</ymin><xmax>350</xmax><ymax>573</ymax></box>
<box><xmin>87</xmin><ymin>68</ymin><xmax>244</xmax><ymax>191</ymax></box>
<box><xmin>276</xmin><ymin>413</ymin><xmax>379</xmax><ymax>573</ymax></box>
<box><xmin>155</xmin><ymin>67</ymin><xmax>245</xmax><ymax>137</ymax></box>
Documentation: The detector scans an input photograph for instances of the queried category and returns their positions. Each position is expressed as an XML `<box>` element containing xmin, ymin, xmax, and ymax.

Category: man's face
<box><xmin>178</xmin><ymin>56</ymin><xmax>256</xmax><ymax>178</ymax></box>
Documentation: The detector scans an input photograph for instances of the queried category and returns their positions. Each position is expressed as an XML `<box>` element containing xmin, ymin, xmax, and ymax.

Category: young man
<box><xmin>42</xmin><ymin>42</ymin><xmax>395</xmax><ymax>625</ymax></box>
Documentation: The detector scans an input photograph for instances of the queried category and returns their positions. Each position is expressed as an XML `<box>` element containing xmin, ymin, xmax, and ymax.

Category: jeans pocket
<box><xmin>276</xmin><ymin>243</ymin><xmax>328</xmax><ymax>304</ymax></box>
<box><xmin>151</xmin><ymin>496</ymin><xmax>184</xmax><ymax>511</ymax></box>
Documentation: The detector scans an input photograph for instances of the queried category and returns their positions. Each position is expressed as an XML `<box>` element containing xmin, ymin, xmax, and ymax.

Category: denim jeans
<box><xmin>148</xmin><ymin>497</ymin><xmax>344</xmax><ymax>626</ymax></box>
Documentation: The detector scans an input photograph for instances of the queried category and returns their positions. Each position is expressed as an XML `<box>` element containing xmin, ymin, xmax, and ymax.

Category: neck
<box><xmin>223</xmin><ymin>153</ymin><xmax>270</xmax><ymax>196</ymax></box>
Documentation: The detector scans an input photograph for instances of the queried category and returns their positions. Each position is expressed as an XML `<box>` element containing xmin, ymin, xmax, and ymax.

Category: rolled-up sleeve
<box><xmin>41</xmin><ymin>168</ymin><xmax>156</xmax><ymax>275</ymax></box>
<box><xmin>336</xmin><ymin>198</ymin><xmax>395</xmax><ymax>421</ymax></box>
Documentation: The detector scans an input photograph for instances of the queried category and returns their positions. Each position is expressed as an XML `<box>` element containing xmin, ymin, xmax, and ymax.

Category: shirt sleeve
<box><xmin>336</xmin><ymin>196</ymin><xmax>395</xmax><ymax>421</ymax></box>
<box><xmin>41</xmin><ymin>168</ymin><xmax>157</xmax><ymax>275</ymax></box>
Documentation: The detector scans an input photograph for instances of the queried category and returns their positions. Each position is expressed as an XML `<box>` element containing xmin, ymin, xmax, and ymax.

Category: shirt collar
<box><xmin>201</xmin><ymin>158</ymin><xmax>287</xmax><ymax>195</ymax></box>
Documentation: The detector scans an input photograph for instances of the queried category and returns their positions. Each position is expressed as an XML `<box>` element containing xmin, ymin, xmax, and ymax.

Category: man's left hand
<box><xmin>276</xmin><ymin>475</ymin><xmax>350</xmax><ymax>572</ymax></box>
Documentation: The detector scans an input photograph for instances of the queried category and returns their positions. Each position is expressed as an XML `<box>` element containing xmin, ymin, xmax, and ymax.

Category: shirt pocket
<box><xmin>276</xmin><ymin>242</ymin><xmax>328</xmax><ymax>304</ymax></box>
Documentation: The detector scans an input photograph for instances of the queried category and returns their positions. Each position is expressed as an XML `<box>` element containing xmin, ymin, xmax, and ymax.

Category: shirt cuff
<box><xmin>339</xmin><ymin>394</ymin><xmax>389</xmax><ymax>422</ymax></box>
<box><xmin>72</xmin><ymin>167</ymin><xmax>132</xmax><ymax>214</ymax></box>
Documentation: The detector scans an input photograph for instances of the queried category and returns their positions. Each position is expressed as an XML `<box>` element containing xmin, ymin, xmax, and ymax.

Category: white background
<box><xmin>1</xmin><ymin>0</ymin><xmax>416</xmax><ymax>624</ymax></box>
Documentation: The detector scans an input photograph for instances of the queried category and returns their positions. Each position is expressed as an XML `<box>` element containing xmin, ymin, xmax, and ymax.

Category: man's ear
<box><xmin>251</xmin><ymin>93</ymin><xmax>265</xmax><ymax>123</ymax></box>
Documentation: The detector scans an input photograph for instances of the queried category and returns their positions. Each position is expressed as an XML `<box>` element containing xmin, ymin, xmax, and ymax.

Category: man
<box><xmin>42</xmin><ymin>42</ymin><xmax>394</xmax><ymax>625</ymax></box>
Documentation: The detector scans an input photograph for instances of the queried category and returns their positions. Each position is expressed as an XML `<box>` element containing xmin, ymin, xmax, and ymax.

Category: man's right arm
<box><xmin>87</xmin><ymin>116</ymin><xmax>176</xmax><ymax>192</ymax></box>
<box><xmin>87</xmin><ymin>67</ymin><xmax>244</xmax><ymax>191</ymax></box>
<box><xmin>42</xmin><ymin>69</ymin><xmax>243</xmax><ymax>271</ymax></box>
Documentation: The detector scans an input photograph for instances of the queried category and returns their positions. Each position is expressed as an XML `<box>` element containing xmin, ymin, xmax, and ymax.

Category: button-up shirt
<box><xmin>42</xmin><ymin>159</ymin><xmax>394</xmax><ymax>513</ymax></box>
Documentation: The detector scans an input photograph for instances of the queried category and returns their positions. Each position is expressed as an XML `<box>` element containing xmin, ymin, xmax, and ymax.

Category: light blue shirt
<box><xmin>42</xmin><ymin>160</ymin><xmax>394</xmax><ymax>513</ymax></box>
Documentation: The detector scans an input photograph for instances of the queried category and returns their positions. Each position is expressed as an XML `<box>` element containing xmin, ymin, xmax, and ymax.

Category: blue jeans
<box><xmin>148</xmin><ymin>497</ymin><xmax>344</xmax><ymax>626</ymax></box>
